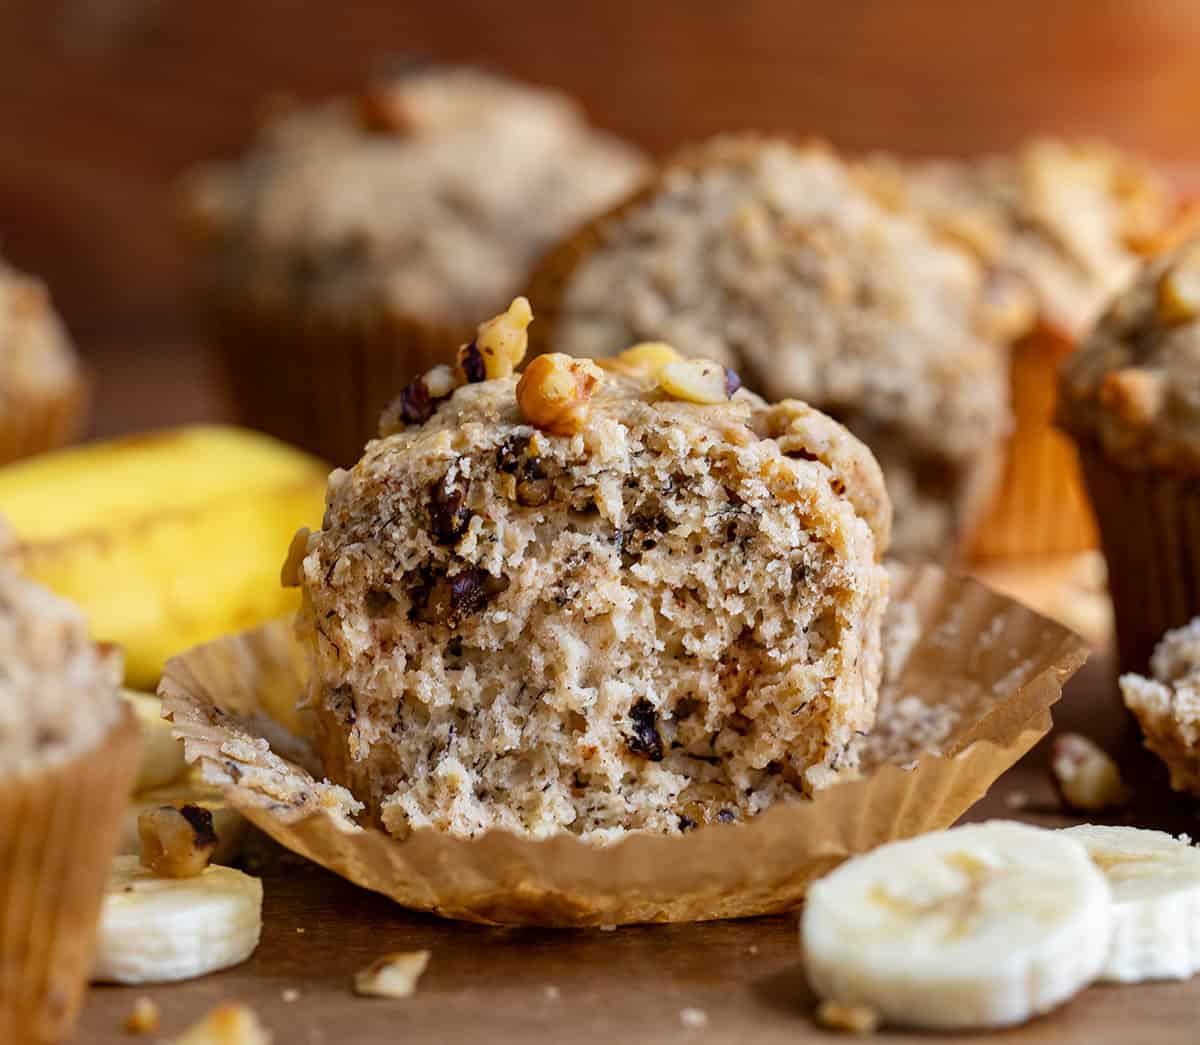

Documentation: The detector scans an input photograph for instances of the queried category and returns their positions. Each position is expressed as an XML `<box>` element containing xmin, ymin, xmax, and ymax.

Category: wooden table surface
<box><xmin>76</xmin><ymin>654</ymin><xmax>1200</xmax><ymax>1044</ymax></box>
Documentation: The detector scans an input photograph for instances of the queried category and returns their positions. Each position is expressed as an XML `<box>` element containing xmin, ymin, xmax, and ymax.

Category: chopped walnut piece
<box><xmin>601</xmin><ymin>341</ymin><xmax>683</xmax><ymax>379</ymax></box>
<box><xmin>354</xmin><ymin>950</ymin><xmax>431</xmax><ymax>998</ymax></box>
<box><xmin>1157</xmin><ymin>243</ymin><xmax>1200</xmax><ymax>323</ymax></box>
<box><xmin>459</xmin><ymin>296</ymin><xmax>533</xmax><ymax>382</ymax></box>
<box><xmin>816</xmin><ymin>1000</ymin><xmax>880</xmax><ymax>1035</ymax></box>
<box><xmin>138</xmin><ymin>803</ymin><xmax>218</xmax><ymax>878</ymax></box>
<box><xmin>659</xmin><ymin>358</ymin><xmax>740</xmax><ymax>404</ymax></box>
<box><xmin>123</xmin><ymin>996</ymin><xmax>160</xmax><ymax>1035</ymax></box>
<box><xmin>280</xmin><ymin>527</ymin><xmax>310</xmax><ymax>588</ymax></box>
<box><xmin>172</xmin><ymin>1003</ymin><xmax>270</xmax><ymax>1045</ymax></box>
<box><xmin>1051</xmin><ymin>733</ymin><xmax>1131</xmax><ymax>812</ymax></box>
<box><xmin>516</xmin><ymin>354</ymin><xmax>604</xmax><ymax>435</ymax></box>
<box><xmin>1098</xmin><ymin>368</ymin><xmax>1166</xmax><ymax>428</ymax></box>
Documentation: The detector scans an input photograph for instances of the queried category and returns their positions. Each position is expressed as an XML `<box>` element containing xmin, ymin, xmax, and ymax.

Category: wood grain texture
<box><xmin>2</xmin><ymin>0</ymin><xmax>1200</xmax><ymax>374</ymax></box>
<box><xmin>76</xmin><ymin>656</ymin><xmax>1200</xmax><ymax>1043</ymax></box>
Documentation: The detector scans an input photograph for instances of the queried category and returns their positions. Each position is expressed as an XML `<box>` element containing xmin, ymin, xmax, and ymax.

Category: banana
<box><xmin>1062</xmin><ymin>824</ymin><xmax>1200</xmax><ymax>983</ymax></box>
<box><xmin>0</xmin><ymin>425</ymin><xmax>328</xmax><ymax>688</ymax></box>
<box><xmin>801</xmin><ymin>821</ymin><xmax>1112</xmax><ymax>1030</ymax></box>
<box><xmin>119</xmin><ymin>775</ymin><xmax>249</xmax><ymax>866</ymax></box>
<box><xmin>92</xmin><ymin>855</ymin><xmax>263</xmax><ymax>984</ymax></box>
<box><xmin>123</xmin><ymin>688</ymin><xmax>189</xmax><ymax>792</ymax></box>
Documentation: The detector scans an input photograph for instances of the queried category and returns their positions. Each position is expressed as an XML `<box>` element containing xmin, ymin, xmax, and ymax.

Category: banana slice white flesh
<box><xmin>1063</xmin><ymin>824</ymin><xmax>1200</xmax><ymax>983</ymax></box>
<box><xmin>119</xmin><ymin>776</ymin><xmax>248</xmax><ymax>865</ymax></box>
<box><xmin>123</xmin><ymin>689</ymin><xmax>189</xmax><ymax>792</ymax></box>
<box><xmin>92</xmin><ymin>855</ymin><xmax>263</xmax><ymax>984</ymax></box>
<box><xmin>801</xmin><ymin>821</ymin><xmax>1112</xmax><ymax>1030</ymax></box>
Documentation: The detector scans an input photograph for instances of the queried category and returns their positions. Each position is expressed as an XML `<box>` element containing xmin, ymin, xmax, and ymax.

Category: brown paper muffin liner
<box><xmin>207</xmin><ymin>297</ymin><xmax>462</xmax><ymax>467</ymax></box>
<box><xmin>970</xmin><ymin>324</ymin><xmax>1098</xmax><ymax>561</ymax></box>
<box><xmin>160</xmin><ymin>564</ymin><xmax>1087</xmax><ymax>927</ymax></box>
<box><xmin>0</xmin><ymin>377</ymin><xmax>87</xmax><ymax>467</ymax></box>
<box><xmin>1076</xmin><ymin>442</ymin><xmax>1200</xmax><ymax>674</ymax></box>
<box><xmin>0</xmin><ymin>704</ymin><xmax>140</xmax><ymax>1045</ymax></box>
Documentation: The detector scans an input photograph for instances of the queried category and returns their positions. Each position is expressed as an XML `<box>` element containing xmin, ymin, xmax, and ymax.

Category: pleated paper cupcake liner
<box><xmin>1078</xmin><ymin>442</ymin><xmax>1200</xmax><ymax>674</ymax></box>
<box><xmin>0</xmin><ymin>704</ymin><xmax>140</xmax><ymax>1045</ymax></box>
<box><xmin>160</xmin><ymin>563</ymin><xmax>1086</xmax><ymax>927</ymax></box>
<box><xmin>208</xmin><ymin>297</ymin><xmax>462</xmax><ymax>467</ymax></box>
<box><xmin>0</xmin><ymin>378</ymin><xmax>87</xmax><ymax>467</ymax></box>
<box><xmin>970</xmin><ymin>324</ymin><xmax>1098</xmax><ymax>561</ymax></box>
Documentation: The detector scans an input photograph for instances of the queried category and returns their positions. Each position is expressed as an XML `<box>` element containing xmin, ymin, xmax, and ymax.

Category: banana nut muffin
<box><xmin>184</xmin><ymin>67</ymin><xmax>648</xmax><ymax>465</ymax></box>
<box><xmin>290</xmin><ymin>301</ymin><xmax>890</xmax><ymax>843</ymax></box>
<box><xmin>0</xmin><ymin>262</ymin><xmax>84</xmax><ymax>464</ymax></box>
<box><xmin>526</xmin><ymin>137</ymin><xmax>1010</xmax><ymax>561</ymax></box>
<box><xmin>0</xmin><ymin>566</ymin><xmax>137</xmax><ymax>1045</ymax></box>
<box><xmin>1060</xmin><ymin>239</ymin><xmax>1200</xmax><ymax>669</ymax></box>
<box><xmin>1121</xmin><ymin>617</ymin><xmax>1200</xmax><ymax>794</ymax></box>
<box><xmin>862</xmin><ymin>141</ymin><xmax>1177</xmax><ymax>559</ymax></box>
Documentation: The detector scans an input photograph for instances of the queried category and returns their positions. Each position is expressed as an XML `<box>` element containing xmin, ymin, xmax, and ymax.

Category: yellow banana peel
<box><xmin>0</xmin><ymin>425</ymin><xmax>328</xmax><ymax>687</ymax></box>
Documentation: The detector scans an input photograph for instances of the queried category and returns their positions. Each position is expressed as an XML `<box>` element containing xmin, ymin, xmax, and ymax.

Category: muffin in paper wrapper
<box><xmin>208</xmin><ymin>297</ymin><xmax>460</xmax><ymax>468</ymax></box>
<box><xmin>0</xmin><ymin>378</ymin><xmax>87</xmax><ymax>467</ymax></box>
<box><xmin>970</xmin><ymin>323</ymin><xmax>1099</xmax><ymax>561</ymax></box>
<box><xmin>160</xmin><ymin>564</ymin><xmax>1087</xmax><ymax>927</ymax></box>
<box><xmin>1077</xmin><ymin>442</ymin><xmax>1200</xmax><ymax>674</ymax></box>
<box><xmin>0</xmin><ymin>704</ymin><xmax>140</xmax><ymax>1044</ymax></box>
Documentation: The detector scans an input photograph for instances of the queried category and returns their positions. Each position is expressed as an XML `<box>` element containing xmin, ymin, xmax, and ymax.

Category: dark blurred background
<box><xmin>3</xmin><ymin>0</ymin><xmax>1200</xmax><ymax>438</ymax></box>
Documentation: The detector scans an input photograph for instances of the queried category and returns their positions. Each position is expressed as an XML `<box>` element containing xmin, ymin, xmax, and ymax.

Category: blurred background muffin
<box><xmin>527</xmin><ymin>137</ymin><xmax>1013</xmax><ymax>561</ymax></box>
<box><xmin>1060</xmin><ymin>237</ymin><xmax>1200</xmax><ymax>672</ymax></box>
<box><xmin>181</xmin><ymin>66</ymin><xmax>647</xmax><ymax>464</ymax></box>
<box><xmin>0</xmin><ymin>566</ymin><xmax>139</xmax><ymax>1044</ymax></box>
<box><xmin>0</xmin><ymin>261</ymin><xmax>85</xmax><ymax>464</ymax></box>
<box><xmin>861</xmin><ymin>141</ymin><xmax>1183</xmax><ymax>561</ymax></box>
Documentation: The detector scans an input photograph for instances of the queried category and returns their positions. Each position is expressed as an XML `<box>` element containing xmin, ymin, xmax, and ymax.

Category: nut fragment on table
<box><xmin>123</xmin><ymin>996</ymin><xmax>160</xmax><ymax>1035</ymax></box>
<box><xmin>816</xmin><ymin>999</ymin><xmax>881</xmax><ymax>1035</ymax></box>
<box><xmin>1051</xmin><ymin>733</ymin><xmax>1131</xmax><ymax>812</ymax></box>
<box><xmin>659</xmin><ymin>358</ymin><xmax>741</xmax><ymax>404</ymax></box>
<box><xmin>354</xmin><ymin>950</ymin><xmax>432</xmax><ymax>999</ymax></box>
<box><xmin>138</xmin><ymin>803</ymin><xmax>218</xmax><ymax>878</ymax></box>
<box><xmin>516</xmin><ymin>354</ymin><xmax>604</xmax><ymax>435</ymax></box>
<box><xmin>171</xmin><ymin>1003</ymin><xmax>270</xmax><ymax>1045</ymax></box>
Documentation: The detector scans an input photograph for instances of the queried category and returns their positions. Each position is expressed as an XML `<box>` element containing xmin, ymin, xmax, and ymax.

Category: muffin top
<box><xmin>532</xmin><ymin>137</ymin><xmax>1011</xmax><ymax>472</ymax></box>
<box><xmin>184</xmin><ymin>67</ymin><xmax>648</xmax><ymax>330</ymax></box>
<box><xmin>860</xmin><ymin>140</ymin><xmax>1175</xmax><ymax>340</ymax></box>
<box><xmin>1060</xmin><ymin>238</ymin><xmax>1200</xmax><ymax>471</ymax></box>
<box><xmin>0</xmin><ymin>263</ymin><xmax>80</xmax><ymax>418</ymax></box>
<box><xmin>0</xmin><ymin>565</ymin><xmax>122</xmax><ymax>774</ymax></box>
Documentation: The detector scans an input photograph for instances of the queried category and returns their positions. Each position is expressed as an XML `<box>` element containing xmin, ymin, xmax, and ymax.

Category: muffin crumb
<box><xmin>679</xmin><ymin>1007</ymin><xmax>709</xmax><ymax>1029</ymax></box>
<box><xmin>171</xmin><ymin>1003</ymin><xmax>270</xmax><ymax>1045</ymax></box>
<box><xmin>1051</xmin><ymin>734</ymin><xmax>1130</xmax><ymax>811</ymax></box>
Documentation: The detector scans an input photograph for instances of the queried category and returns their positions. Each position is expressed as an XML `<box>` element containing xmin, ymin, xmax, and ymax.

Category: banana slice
<box><xmin>1062</xmin><ymin>824</ymin><xmax>1200</xmax><ymax>983</ymax></box>
<box><xmin>801</xmin><ymin>821</ymin><xmax>1112</xmax><ymax>1030</ymax></box>
<box><xmin>92</xmin><ymin>855</ymin><xmax>263</xmax><ymax>984</ymax></box>
<box><xmin>119</xmin><ymin>776</ymin><xmax>248</xmax><ymax>865</ymax></box>
<box><xmin>123</xmin><ymin>689</ymin><xmax>189</xmax><ymax>792</ymax></box>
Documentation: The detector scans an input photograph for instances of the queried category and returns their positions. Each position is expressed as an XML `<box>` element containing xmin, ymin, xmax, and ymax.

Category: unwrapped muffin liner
<box><xmin>1077</xmin><ymin>442</ymin><xmax>1200</xmax><ymax>674</ymax></box>
<box><xmin>0</xmin><ymin>704</ymin><xmax>140</xmax><ymax>1044</ymax></box>
<box><xmin>970</xmin><ymin>323</ymin><xmax>1098</xmax><ymax>561</ymax></box>
<box><xmin>161</xmin><ymin>564</ymin><xmax>1087</xmax><ymax>927</ymax></box>
<box><xmin>208</xmin><ymin>298</ymin><xmax>461</xmax><ymax>467</ymax></box>
<box><xmin>0</xmin><ymin>379</ymin><xmax>87</xmax><ymax>467</ymax></box>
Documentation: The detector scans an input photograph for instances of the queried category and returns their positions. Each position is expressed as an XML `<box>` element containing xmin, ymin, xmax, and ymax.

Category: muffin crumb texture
<box><xmin>298</xmin><ymin>326</ymin><xmax>889</xmax><ymax>842</ymax></box>
<box><xmin>0</xmin><ymin>566</ymin><xmax>121</xmax><ymax>773</ymax></box>
<box><xmin>1122</xmin><ymin>617</ymin><xmax>1200</xmax><ymax>794</ymax></box>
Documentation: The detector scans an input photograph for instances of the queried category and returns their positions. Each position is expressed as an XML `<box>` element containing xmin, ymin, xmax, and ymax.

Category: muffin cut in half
<box><xmin>291</xmin><ymin>303</ymin><xmax>890</xmax><ymax>843</ymax></box>
<box><xmin>526</xmin><ymin>137</ymin><xmax>1011</xmax><ymax>561</ymax></box>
